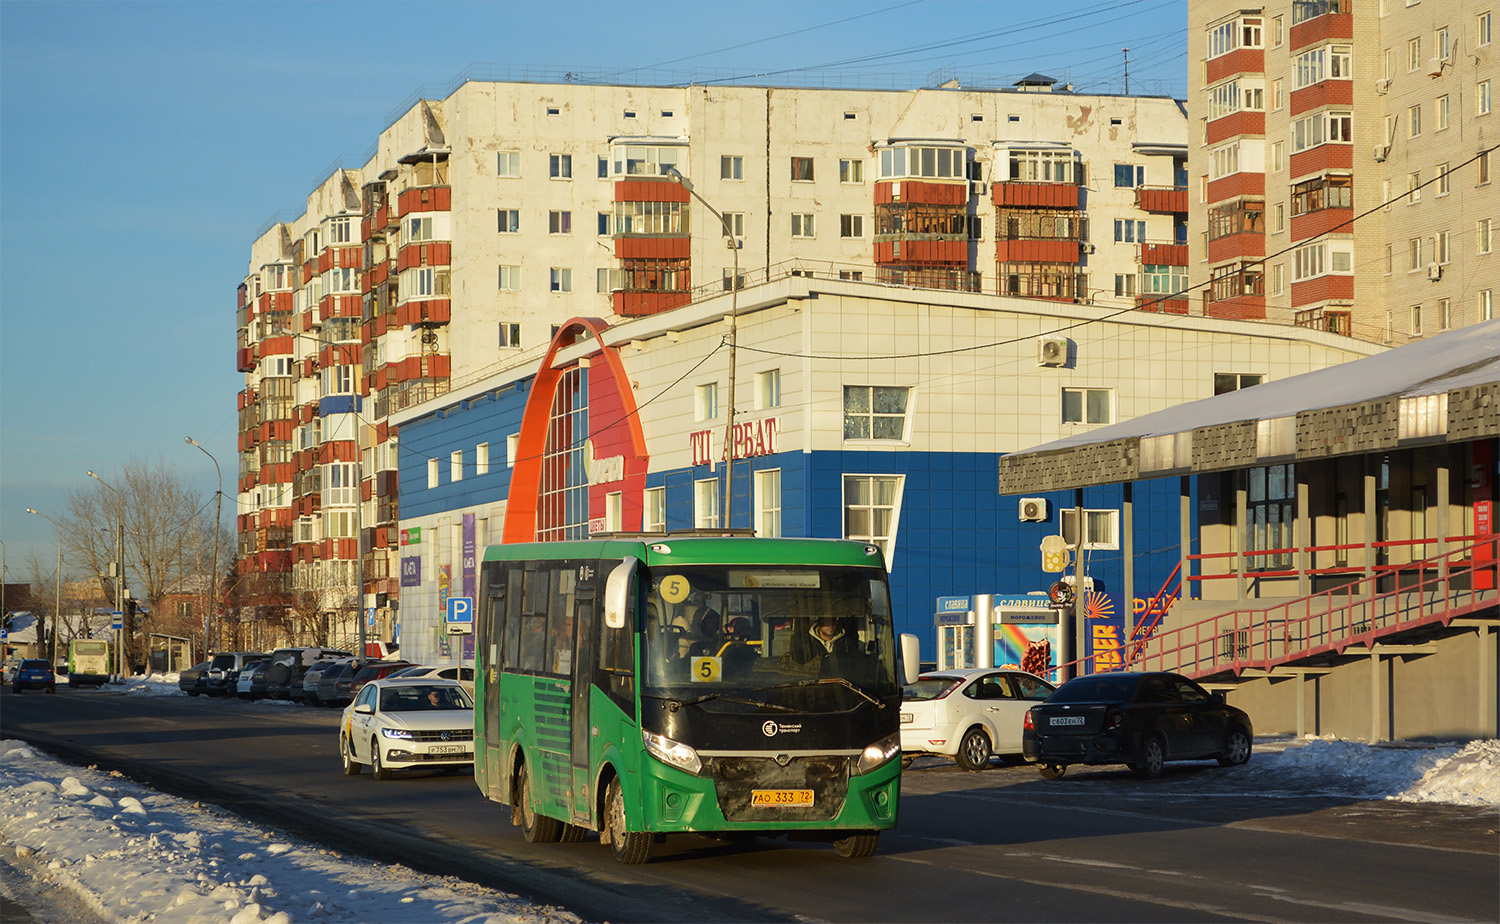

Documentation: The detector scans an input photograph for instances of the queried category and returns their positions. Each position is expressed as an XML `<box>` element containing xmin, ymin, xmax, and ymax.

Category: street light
<box><xmin>86</xmin><ymin>471</ymin><xmax>128</xmax><ymax>680</ymax></box>
<box><xmin>24</xmin><ymin>508</ymin><xmax>62</xmax><ymax>668</ymax></box>
<box><xmin>185</xmin><ymin>438</ymin><xmax>223</xmax><ymax>655</ymax></box>
<box><xmin>665</xmin><ymin>165</ymin><xmax>740</xmax><ymax>531</ymax></box>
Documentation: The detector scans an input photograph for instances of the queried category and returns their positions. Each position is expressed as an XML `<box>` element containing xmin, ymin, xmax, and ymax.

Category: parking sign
<box><xmin>446</xmin><ymin>596</ymin><xmax>473</xmax><ymax>635</ymax></box>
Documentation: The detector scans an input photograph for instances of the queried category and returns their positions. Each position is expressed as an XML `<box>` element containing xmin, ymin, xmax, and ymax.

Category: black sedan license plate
<box><xmin>1051</xmin><ymin>716</ymin><xmax>1085</xmax><ymax>726</ymax></box>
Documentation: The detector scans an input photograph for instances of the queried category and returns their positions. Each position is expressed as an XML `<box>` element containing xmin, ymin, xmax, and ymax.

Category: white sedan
<box><xmin>339</xmin><ymin>678</ymin><xmax>475</xmax><ymax>780</ymax></box>
<box><xmin>384</xmin><ymin>664</ymin><xmax>476</xmax><ymax>694</ymax></box>
<box><xmin>900</xmin><ymin>668</ymin><xmax>1056</xmax><ymax>771</ymax></box>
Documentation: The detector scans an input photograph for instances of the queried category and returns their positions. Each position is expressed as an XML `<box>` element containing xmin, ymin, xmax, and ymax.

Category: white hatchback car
<box><xmin>901</xmin><ymin>668</ymin><xmax>1056</xmax><ymax>770</ymax></box>
<box><xmin>340</xmin><ymin>678</ymin><xmax>475</xmax><ymax>780</ymax></box>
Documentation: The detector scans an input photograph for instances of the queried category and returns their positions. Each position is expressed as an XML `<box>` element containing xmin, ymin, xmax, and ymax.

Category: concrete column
<box><xmin>974</xmin><ymin>595</ymin><xmax>994</xmax><ymax>669</ymax></box>
<box><xmin>1236</xmin><ymin>474</ymin><xmax>1248</xmax><ymax>604</ymax></box>
<box><xmin>1297</xmin><ymin>471</ymin><xmax>1311</xmax><ymax>598</ymax></box>
<box><xmin>1370</xmin><ymin>650</ymin><xmax>1382</xmax><ymax>743</ymax></box>
<box><xmin>1073</xmin><ymin>489</ymin><xmax>1086</xmax><ymax>675</ymax></box>
<box><xmin>1123</xmin><ymin>482</ymin><xmax>1135</xmax><ymax>661</ymax></box>
<box><xmin>1436</xmin><ymin>461</ymin><xmax>1450</xmax><ymax>584</ymax></box>
<box><xmin>1180</xmin><ymin>476</ymin><xmax>1193</xmax><ymax>603</ymax></box>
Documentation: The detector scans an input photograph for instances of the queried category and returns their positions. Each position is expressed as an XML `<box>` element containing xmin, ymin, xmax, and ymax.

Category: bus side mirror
<box><xmin>898</xmin><ymin>633</ymin><xmax>921</xmax><ymax>686</ymax></box>
<box><xmin>604</xmin><ymin>557</ymin><xmax>640</xmax><ymax>630</ymax></box>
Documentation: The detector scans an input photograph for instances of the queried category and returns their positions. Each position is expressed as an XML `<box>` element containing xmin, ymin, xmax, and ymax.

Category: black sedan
<box><xmin>177</xmin><ymin>661</ymin><xmax>212</xmax><ymax>696</ymax></box>
<box><xmin>1022</xmin><ymin>671</ymin><xmax>1252</xmax><ymax>779</ymax></box>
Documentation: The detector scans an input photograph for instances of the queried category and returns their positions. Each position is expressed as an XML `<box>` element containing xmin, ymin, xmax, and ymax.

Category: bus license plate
<box><xmin>429</xmin><ymin>745</ymin><xmax>466</xmax><ymax>755</ymax></box>
<box><xmin>1051</xmin><ymin>716</ymin><xmax>1085</xmax><ymax>726</ymax></box>
<box><xmin>751</xmin><ymin>789</ymin><xmax>814</xmax><ymax>807</ymax></box>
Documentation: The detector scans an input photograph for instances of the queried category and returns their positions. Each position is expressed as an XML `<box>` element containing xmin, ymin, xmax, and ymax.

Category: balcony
<box><xmin>395</xmin><ymin>185</ymin><xmax>451</xmax><ymax>216</ymax></box>
<box><xmin>1289</xmin><ymin>0</ymin><xmax>1352</xmax><ymax>51</ymax></box>
<box><xmin>1139</xmin><ymin>242</ymin><xmax>1188</xmax><ymax>265</ymax></box>
<box><xmin>874</xmin><ymin>180</ymin><xmax>967</xmax><ymax>206</ymax></box>
<box><xmin>1135</xmin><ymin>186</ymin><xmax>1188</xmax><ymax>215</ymax></box>
<box><xmin>1205</xmin><ymin>112</ymin><xmax>1266</xmax><ymax>146</ymax></box>
<box><xmin>1205</xmin><ymin>48</ymin><xmax>1264</xmax><ymax>86</ymax></box>
<box><xmin>992</xmin><ymin>181</ymin><xmax>1079</xmax><ymax>209</ymax></box>
<box><xmin>995</xmin><ymin>239</ymin><xmax>1079</xmax><ymax>264</ymax></box>
<box><xmin>1291</xmin><ymin>274</ymin><xmax>1354</xmax><ymax>308</ymax></box>
<box><xmin>614</xmin><ymin>290</ymin><xmax>693</xmax><ymax>317</ymax></box>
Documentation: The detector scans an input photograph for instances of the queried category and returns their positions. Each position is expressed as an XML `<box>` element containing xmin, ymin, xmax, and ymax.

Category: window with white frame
<box><xmin>1293</xmin><ymin>110</ymin><xmax>1352</xmax><ymax>152</ymax></box>
<box><xmin>406</xmin><ymin>215</ymin><xmax>434</xmax><ymax>244</ymax></box>
<box><xmin>1411</xmin><ymin>305</ymin><xmax>1424</xmax><ymax>336</ymax></box>
<box><xmin>1114</xmin><ymin>164</ymin><xmax>1145</xmax><ymax>187</ymax></box>
<box><xmin>791</xmin><ymin>156</ymin><xmax>815</xmax><ymax>181</ymax></box>
<box><xmin>1408</xmin><ymin>36</ymin><xmax>1422</xmax><ymax>72</ymax></box>
<box><xmin>1408</xmin><ymin>171</ymin><xmax>1422</xmax><ymax>203</ymax></box>
<box><xmin>1437</xmin><ymin>94</ymin><xmax>1450</xmax><ymax>130</ymax></box>
<box><xmin>549</xmin><ymin>153</ymin><xmax>572</xmax><ymax>178</ymax></box>
<box><xmin>507</xmin><ymin>433</ymin><xmax>519</xmax><ymax>467</ymax></box>
<box><xmin>1114</xmin><ymin>274</ymin><xmax>1136</xmax><ymax>297</ymax></box>
<box><xmin>1480</xmin><ymin>289</ymin><xmax>1494</xmax><ymax>321</ymax></box>
<box><xmin>1479</xmin><ymin>80</ymin><xmax>1493</xmax><ymax>116</ymax></box>
<box><xmin>1005</xmin><ymin>148</ymin><xmax>1077</xmax><ymax>183</ymax></box>
<box><xmin>1479</xmin><ymin>218</ymin><xmax>1494</xmax><ymax>255</ymax></box>
<box><xmin>878</xmin><ymin>145</ymin><xmax>965</xmax><ymax>180</ymax></box>
<box><xmin>1114</xmin><ymin>219</ymin><xmax>1147</xmax><ymax>243</ymax></box>
<box><xmin>1438</xmin><ymin>163</ymin><xmax>1451</xmax><ymax>195</ymax></box>
<box><xmin>550</xmin><ymin>267</ymin><xmax>572</xmax><ymax>292</ymax></box>
<box><xmin>694</xmin><ymin>479</ymin><xmax>719</xmax><ymax>528</ymax></box>
<box><xmin>722</xmin><ymin>211</ymin><xmax>745</xmax><ymax>241</ymax></box>
<box><xmin>327</xmin><ymin>215</ymin><xmax>354</xmax><ymax>244</ymax></box>
<box><xmin>610</xmin><ymin>143</ymin><xmax>681</xmax><ymax>177</ymax></box>
<box><xmin>1438</xmin><ymin>298</ymin><xmax>1451</xmax><ymax>330</ymax></box>
<box><xmin>598</xmin><ymin>211</ymin><xmax>610</xmax><ymax>235</ymax></box>
<box><xmin>497</xmin><ymin>151</ymin><xmax>520</xmax><ymax>177</ymax></box>
<box><xmin>840</xmin><ymin>214</ymin><xmax>864</xmax><ymax>238</ymax></box>
<box><xmin>721</xmin><ymin>155</ymin><xmax>743</xmax><ymax>180</ymax></box>
<box><xmin>497</xmin><ymin>209</ymin><xmax>519</xmax><ymax>233</ymax></box>
<box><xmin>427</xmin><ymin>457</ymin><xmax>439</xmax><ymax>488</ymax></box>
<box><xmin>321</xmin><ymin>364</ymin><xmax>357</xmax><ymax>396</ymax></box>
<box><xmin>843</xmin><ymin>385</ymin><xmax>909</xmax><ymax>440</ymax></box>
<box><xmin>1210</xmin><ymin>142</ymin><xmax>1239</xmax><ymax>179</ymax></box>
<box><xmin>695</xmin><ymin>383</ymin><xmax>718</xmax><ymax>421</ymax></box>
<box><xmin>450</xmin><ymin>450</ymin><xmax>463</xmax><ymax>482</ymax></box>
<box><xmin>843</xmin><ymin>474</ymin><xmax>903</xmax><ymax>565</ymax></box>
<box><xmin>1143</xmin><ymin>263</ymin><xmax>1188</xmax><ymax>295</ymax></box>
<box><xmin>643</xmin><ymin>486</ymin><xmax>666</xmax><ymax>533</ymax></box>
<box><xmin>1207</xmin><ymin>15</ymin><xmax>1262</xmax><ymax>58</ymax></box>
<box><xmin>477</xmin><ymin>442</ymin><xmax>489</xmax><ymax>476</ymax></box>
<box><xmin>411</xmin><ymin>266</ymin><xmax>449</xmax><ymax>298</ymax></box>
<box><xmin>1408</xmin><ymin>104</ymin><xmax>1422</xmax><ymax>137</ymax></box>
<box><xmin>324</xmin><ymin>461</ymin><xmax>358</xmax><ymax>506</ymax></box>
<box><xmin>499</xmin><ymin>322</ymin><xmax>521</xmax><ymax>349</ymax></box>
<box><xmin>326</xmin><ymin>266</ymin><xmax>358</xmax><ymax>293</ymax></box>
<box><xmin>499</xmin><ymin>265</ymin><xmax>520</xmax><ymax>290</ymax></box>
<box><xmin>604</xmin><ymin>492</ymin><xmax>622</xmax><ymax>533</ymax></box>
<box><xmin>756</xmin><ymin>369</ymin><xmax>782</xmax><ymax>409</ymax></box>
<box><xmin>1060</xmin><ymin>508</ymin><xmax>1119</xmax><ymax>550</ymax></box>
<box><xmin>791</xmin><ymin>213</ymin><xmax>815</xmax><ymax>238</ymax></box>
<box><xmin>1480</xmin><ymin>11</ymin><xmax>1493</xmax><ymax>46</ymax></box>
<box><xmin>755</xmin><ymin>469</ymin><xmax>782</xmax><ymax>538</ymax></box>
<box><xmin>549</xmin><ymin>210</ymin><xmax>572</xmax><ymax>234</ymax></box>
<box><xmin>839</xmin><ymin>159</ymin><xmax>864</xmax><ymax>183</ymax></box>
<box><xmin>1437</xmin><ymin>230</ymin><xmax>1450</xmax><ymax>264</ymax></box>
<box><xmin>1062</xmin><ymin>387</ymin><xmax>1112</xmax><ymax>424</ymax></box>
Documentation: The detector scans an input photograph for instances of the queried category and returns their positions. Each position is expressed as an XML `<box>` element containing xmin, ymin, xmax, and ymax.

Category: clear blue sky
<box><xmin>0</xmin><ymin>0</ymin><xmax>1186</xmax><ymax>571</ymax></box>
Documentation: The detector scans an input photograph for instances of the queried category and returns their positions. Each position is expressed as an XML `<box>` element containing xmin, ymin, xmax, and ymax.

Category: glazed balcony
<box><xmin>1290</xmin><ymin>0</ymin><xmax>1352</xmax><ymax>51</ymax></box>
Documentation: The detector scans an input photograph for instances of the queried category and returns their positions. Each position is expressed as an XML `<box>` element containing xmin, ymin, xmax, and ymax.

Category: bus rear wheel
<box><xmin>519</xmin><ymin>763</ymin><xmax>562</xmax><ymax>843</ymax></box>
<box><xmin>604</xmin><ymin>778</ymin><xmax>651</xmax><ymax>864</ymax></box>
<box><xmin>834</xmin><ymin>832</ymin><xmax>879</xmax><ymax>858</ymax></box>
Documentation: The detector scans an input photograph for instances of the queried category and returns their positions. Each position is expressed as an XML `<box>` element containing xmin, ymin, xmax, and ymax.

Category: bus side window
<box><xmin>503</xmin><ymin>567</ymin><xmax>524</xmax><ymax>672</ymax></box>
<box><xmin>599</xmin><ymin>588</ymin><xmax>635</xmax><ymax>714</ymax></box>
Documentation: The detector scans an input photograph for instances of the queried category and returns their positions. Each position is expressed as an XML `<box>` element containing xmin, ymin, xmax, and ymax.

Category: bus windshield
<box><xmin>642</xmin><ymin>564</ymin><xmax>896</xmax><ymax>700</ymax></box>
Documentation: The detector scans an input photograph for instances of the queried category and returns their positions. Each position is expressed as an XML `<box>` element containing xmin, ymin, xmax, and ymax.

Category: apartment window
<box><xmin>1060</xmin><ymin>509</ymin><xmax>1119</xmax><ymax>551</ymax></box>
<box><xmin>497</xmin><ymin>209</ymin><xmax>520</xmax><ymax>233</ymax></box>
<box><xmin>694</xmin><ymin>479</ymin><xmax>719</xmax><ymax>529</ymax></box>
<box><xmin>1437</xmin><ymin>95</ymin><xmax>1450</xmax><ymax>130</ymax></box>
<box><xmin>1114</xmin><ymin>219</ymin><xmax>1146</xmax><ymax>243</ymax></box>
<box><xmin>1408</xmin><ymin>171</ymin><xmax>1422</xmax><ymax>203</ymax></box>
<box><xmin>1480</xmin><ymin>289</ymin><xmax>1494</xmax><ymax>321</ymax></box>
<box><xmin>611</xmin><ymin>143</ymin><xmax>681</xmax><ymax>177</ymax></box>
<box><xmin>843</xmin><ymin>474</ymin><xmax>903</xmax><ymax>564</ymax></box>
<box><xmin>497</xmin><ymin>151</ymin><xmax>520</xmax><ymax>177</ymax></box>
<box><xmin>1114</xmin><ymin>164</ymin><xmax>1145</xmax><ymax>188</ymax></box>
<box><xmin>840</xmin><ymin>214</ymin><xmax>864</xmax><ymax>238</ymax></box>
<box><xmin>1142</xmin><ymin>264</ymin><xmax>1187</xmax><ymax>296</ymax></box>
<box><xmin>1274</xmin><ymin>203</ymin><xmax>1286</xmax><ymax>232</ymax></box>
<box><xmin>643</xmin><ymin>487</ymin><xmax>665</xmax><ymax>533</ymax></box>
<box><xmin>1436</xmin><ymin>26</ymin><xmax>1451</xmax><ymax>60</ymax></box>
<box><xmin>756</xmin><ymin>369</ymin><xmax>782</xmax><ymax>409</ymax></box>
<box><xmin>791</xmin><ymin>157</ymin><xmax>815</xmax><ymax>182</ymax></box>
<box><xmin>1271</xmin><ymin>78</ymin><xmax>1283</xmax><ymax>111</ymax></box>
<box><xmin>499</xmin><ymin>322</ymin><xmax>521</xmax><ymax>349</ymax></box>
<box><xmin>791</xmin><ymin>213</ymin><xmax>815</xmax><ymax>238</ymax></box>
<box><xmin>1293</xmin><ymin>111</ymin><xmax>1352</xmax><ymax>152</ymax></box>
<box><xmin>1482</xmin><ymin>151</ymin><xmax>1493</xmax><ymax>185</ymax></box>
<box><xmin>1480</xmin><ymin>219</ymin><xmax>1495</xmax><ymax>255</ymax></box>
<box><xmin>1062</xmin><ymin>387</ymin><xmax>1112</xmax><ymax>425</ymax></box>
<box><xmin>839</xmin><ymin>159</ymin><xmax>864</xmax><ymax>183</ymax></box>
<box><xmin>1479</xmin><ymin>80</ymin><xmax>1493</xmax><ymax>116</ymax></box>
<box><xmin>1408</xmin><ymin>104</ymin><xmax>1422</xmax><ymax>138</ymax></box>
<box><xmin>598</xmin><ymin>212</ymin><xmax>610</xmax><ymax>235</ymax></box>
<box><xmin>721</xmin><ymin>155</ymin><xmax>743</xmax><ymax>180</ymax></box>
<box><xmin>549</xmin><ymin>154</ymin><xmax>572</xmax><ymax>178</ymax></box>
<box><xmin>405</xmin><ymin>215</ymin><xmax>434</xmax><ymax>244</ymax></box>
<box><xmin>597</xmin><ymin>267</ymin><xmax>616</xmax><ymax>293</ymax></box>
<box><xmin>1114</xmin><ymin>274</ymin><xmax>1136</xmax><ymax>297</ymax></box>
<box><xmin>1386</xmin><ymin>242</ymin><xmax>1394</xmax><ymax>274</ymax></box>
<box><xmin>695</xmin><ymin>383</ymin><xmax>718</xmax><ymax>421</ymax></box>
<box><xmin>1411</xmin><ymin>305</ymin><xmax>1423</xmax><ymax>336</ymax></box>
<box><xmin>838</xmin><ymin>270</ymin><xmax>864</xmax><ymax>281</ymax></box>
<box><xmin>1248</xmin><ymin>464</ymin><xmax>1295</xmax><ymax>570</ymax></box>
<box><xmin>1207</xmin><ymin>15</ymin><xmax>1262</xmax><ymax>58</ymax></box>
<box><xmin>428</xmin><ymin>457</ymin><xmax>439</xmax><ymax>489</ymax></box>
<box><xmin>1409</xmin><ymin>237</ymin><xmax>1423</xmax><ymax>270</ymax></box>
<box><xmin>598</xmin><ymin>156</ymin><xmax>609</xmax><ymax>179</ymax></box>
<box><xmin>880</xmin><ymin>145</ymin><xmax>965</xmax><ymax>179</ymax></box>
<box><xmin>327</xmin><ymin>215</ymin><xmax>353</xmax><ymax>244</ymax></box>
<box><xmin>755</xmin><ymin>469</ymin><xmax>782</xmax><ymax>538</ymax></box>
<box><xmin>549</xmin><ymin>210</ymin><xmax>572</xmax><ymax>234</ymax></box>
<box><xmin>1438</xmin><ymin>163</ymin><xmax>1451</xmax><ymax>195</ymax></box>
<box><xmin>1294</xmin><ymin>242</ymin><xmax>1326</xmax><ymax>280</ymax></box>
<box><xmin>1437</xmin><ymin>230</ymin><xmax>1450</xmax><ymax>264</ymax></box>
<box><xmin>1480</xmin><ymin>12</ymin><xmax>1493</xmax><ymax>46</ymax></box>
<box><xmin>1210</xmin><ymin>142</ymin><xmax>1239</xmax><ymax>178</ymax></box>
<box><xmin>604</xmin><ymin>492</ymin><xmax>622</xmax><ymax>533</ymax></box>
<box><xmin>843</xmin><ymin>385</ymin><xmax>910</xmax><ymax>440</ymax></box>
<box><xmin>1271</xmin><ymin>14</ymin><xmax>1283</xmax><ymax>46</ymax></box>
<box><xmin>1272</xmin><ymin>140</ymin><xmax>1284</xmax><ymax>172</ymax></box>
<box><xmin>1006</xmin><ymin>149</ymin><xmax>1077</xmax><ymax>183</ymax></box>
<box><xmin>721</xmin><ymin>268</ymin><xmax>746</xmax><ymax>291</ymax></box>
<box><xmin>1408</xmin><ymin>37</ymin><xmax>1422</xmax><ymax>72</ymax></box>
<box><xmin>506</xmin><ymin>433</ymin><xmax>519</xmax><ymax>467</ymax></box>
<box><xmin>477</xmin><ymin>443</ymin><xmax>490</xmax><ymax>476</ymax></box>
<box><xmin>1272</xmin><ymin>262</ymin><xmax>1285</xmax><ymax>296</ymax></box>
<box><xmin>1438</xmin><ymin>298</ymin><xmax>1451</xmax><ymax>330</ymax></box>
<box><xmin>549</xmin><ymin>267</ymin><xmax>572</xmax><ymax>292</ymax></box>
<box><xmin>1330</xmin><ymin>45</ymin><xmax>1352</xmax><ymax>79</ymax></box>
<box><xmin>450</xmin><ymin>450</ymin><xmax>463</xmax><ymax>483</ymax></box>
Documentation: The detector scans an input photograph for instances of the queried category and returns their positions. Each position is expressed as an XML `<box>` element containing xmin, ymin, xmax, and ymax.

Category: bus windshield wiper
<box><xmin>648</xmin><ymin>690</ymin><xmax>799</xmax><ymax>712</ymax></box>
<box><xmin>806</xmin><ymin>677</ymin><xmax>884</xmax><ymax>708</ymax></box>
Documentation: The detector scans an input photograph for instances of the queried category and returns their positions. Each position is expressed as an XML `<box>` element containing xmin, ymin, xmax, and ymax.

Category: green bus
<box><xmin>474</xmin><ymin>536</ymin><xmax>913</xmax><ymax>863</ymax></box>
<box><xmin>68</xmin><ymin>638</ymin><xmax>111</xmax><ymax>688</ymax></box>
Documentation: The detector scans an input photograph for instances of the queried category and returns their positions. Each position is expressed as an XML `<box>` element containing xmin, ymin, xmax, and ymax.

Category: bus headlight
<box><xmin>643</xmin><ymin>729</ymin><xmax>702</xmax><ymax>776</ymax></box>
<box><xmin>855</xmin><ymin>733</ymin><xmax>900</xmax><ymax>775</ymax></box>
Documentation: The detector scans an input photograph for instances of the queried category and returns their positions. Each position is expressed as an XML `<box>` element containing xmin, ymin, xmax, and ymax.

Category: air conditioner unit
<box><xmin>1373</xmin><ymin>144</ymin><xmax>1390</xmax><ymax>163</ymax></box>
<box><xmin>1019</xmin><ymin>498</ymin><xmax>1048</xmax><ymax>522</ymax></box>
<box><xmin>1037</xmin><ymin>336</ymin><xmax>1069</xmax><ymax>366</ymax></box>
<box><xmin>1427</xmin><ymin>57</ymin><xmax>1447</xmax><ymax>77</ymax></box>
<box><xmin>970</xmin><ymin>180</ymin><xmax>987</xmax><ymax>197</ymax></box>
<box><xmin>1428</xmin><ymin>262</ymin><xmax>1443</xmax><ymax>281</ymax></box>
<box><xmin>1374</xmin><ymin>77</ymin><xmax>1391</xmax><ymax>95</ymax></box>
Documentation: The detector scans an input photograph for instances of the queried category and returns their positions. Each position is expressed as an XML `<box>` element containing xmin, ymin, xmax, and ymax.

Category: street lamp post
<box><xmin>24</xmin><ymin>508</ymin><xmax>62</xmax><ymax>668</ymax></box>
<box><xmin>185</xmin><ymin>438</ymin><xmax>223</xmax><ymax>655</ymax></box>
<box><xmin>86</xmin><ymin>471</ymin><xmax>127</xmax><ymax>680</ymax></box>
<box><xmin>665</xmin><ymin>166</ymin><xmax>740</xmax><ymax>532</ymax></box>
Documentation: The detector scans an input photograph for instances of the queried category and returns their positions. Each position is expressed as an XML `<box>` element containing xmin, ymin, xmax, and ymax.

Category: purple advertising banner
<box><xmin>400</xmin><ymin>556</ymin><xmax>421</xmax><ymax>587</ymax></box>
<box><xmin>463</xmin><ymin>514</ymin><xmax>477</xmax><ymax>660</ymax></box>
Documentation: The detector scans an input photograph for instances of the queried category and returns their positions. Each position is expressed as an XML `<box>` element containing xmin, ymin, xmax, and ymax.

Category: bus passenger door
<box><xmin>570</xmin><ymin>588</ymin><xmax>597</xmax><ymax>821</ymax></box>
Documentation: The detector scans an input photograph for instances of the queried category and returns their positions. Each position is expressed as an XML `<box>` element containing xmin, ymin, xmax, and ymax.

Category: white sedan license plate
<box><xmin>428</xmin><ymin>744</ymin><xmax>466</xmax><ymax>755</ymax></box>
<box><xmin>1051</xmin><ymin>716</ymin><xmax>1086</xmax><ymax>726</ymax></box>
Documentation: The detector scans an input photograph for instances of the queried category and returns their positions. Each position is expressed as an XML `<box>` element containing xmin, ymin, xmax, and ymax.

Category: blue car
<box><xmin>12</xmin><ymin>659</ymin><xmax>57</xmax><ymax>694</ymax></box>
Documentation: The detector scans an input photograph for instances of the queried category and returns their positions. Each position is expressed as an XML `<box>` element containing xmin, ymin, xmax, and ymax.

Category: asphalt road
<box><xmin>3</xmin><ymin>686</ymin><xmax>1496</xmax><ymax>923</ymax></box>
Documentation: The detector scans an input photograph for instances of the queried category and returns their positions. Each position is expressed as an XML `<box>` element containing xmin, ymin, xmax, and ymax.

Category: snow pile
<box><xmin>0</xmin><ymin>740</ymin><xmax>581</xmax><ymax>924</ymax></box>
<box><xmin>1217</xmin><ymin>736</ymin><xmax>1500</xmax><ymax>807</ymax></box>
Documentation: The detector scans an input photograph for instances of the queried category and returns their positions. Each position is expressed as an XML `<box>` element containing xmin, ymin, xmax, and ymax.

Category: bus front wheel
<box><xmin>604</xmin><ymin>778</ymin><xmax>652</xmax><ymax>864</ymax></box>
<box><xmin>834</xmin><ymin>832</ymin><xmax>879</xmax><ymax>859</ymax></box>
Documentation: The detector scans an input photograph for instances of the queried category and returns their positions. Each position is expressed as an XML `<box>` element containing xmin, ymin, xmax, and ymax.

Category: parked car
<box><xmin>315</xmin><ymin>660</ymin><xmax>359</xmax><ymax>707</ymax></box>
<box><xmin>203</xmin><ymin>651</ymin><xmax>270</xmax><ymax>697</ymax></box>
<box><xmin>1023</xmin><ymin>671</ymin><xmax>1253</xmax><ymax>780</ymax></box>
<box><xmin>12</xmin><ymin>659</ymin><xmax>57</xmax><ymax>694</ymax></box>
<box><xmin>901</xmin><ymin>668</ymin><xmax>1056</xmax><ymax>770</ymax></box>
<box><xmin>2</xmin><ymin>658</ymin><xmax>22</xmax><ymax>685</ymax></box>
<box><xmin>264</xmin><ymin>647</ymin><xmax>355</xmax><ymax>701</ymax></box>
<box><xmin>302</xmin><ymin>658</ymin><xmax>354</xmax><ymax>704</ymax></box>
<box><xmin>177</xmin><ymin>661</ymin><xmax>212</xmax><ymax>696</ymax></box>
<box><xmin>347</xmin><ymin>661</ymin><xmax>417</xmax><ymax>700</ymax></box>
<box><xmin>339</xmin><ymin>678</ymin><xmax>475</xmax><ymax>779</ymax></box>
<box><xmin>235</xmin><ymin>660</ymin><xmax>271</xmax><ymax>699</ymax></box>
<box><xmin>385</xmin><ymin>664</ymin><xmax>476</xmax><ymax>693</ymax></box>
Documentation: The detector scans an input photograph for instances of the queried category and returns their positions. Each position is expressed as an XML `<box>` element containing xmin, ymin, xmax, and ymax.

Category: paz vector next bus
<box><xmin>474</xmin><ymin>536</ymin><xmax>908</xmax><ymax>863</ymax></box>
